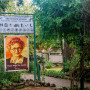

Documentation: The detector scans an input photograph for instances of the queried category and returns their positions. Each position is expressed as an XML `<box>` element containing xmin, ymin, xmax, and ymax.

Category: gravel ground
<box><xmin>21</xmin><ymin>74</ymin><xmax>90</xmax><ymax>89</ymax></box>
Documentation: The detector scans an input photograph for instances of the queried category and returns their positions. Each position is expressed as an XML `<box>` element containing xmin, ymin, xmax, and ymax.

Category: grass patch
<box><xmin>46</xmin><ymin>67</ymin><xmax>62</xmax><ymax>72</ymax></box>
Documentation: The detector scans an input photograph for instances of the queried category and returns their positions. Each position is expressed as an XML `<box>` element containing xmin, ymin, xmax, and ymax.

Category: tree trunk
<box><xmin>80</xmin><ymin>37</ymin><xmax>84</xmax><ymax>90</ymax></box>
<box><xmin>80</xmin><ymin>56</ymin><xmax>84</xmax><ymax>90</ymax></box>
<box><xmin>80</xmin><ymin>75</ymin><xmax>84</xmax><ymax>90</ymax></box>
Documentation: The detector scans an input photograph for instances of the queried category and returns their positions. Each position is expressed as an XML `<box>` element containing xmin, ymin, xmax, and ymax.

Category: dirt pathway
<box><xmin>19</xmin><ymin>87</ymin><xmax>53</xmax><ymax>90</ymax></box>
<box><xmin>21</xmin><ymin>74</ymin><xmax>90</xmax><ymax>89</ymax></box>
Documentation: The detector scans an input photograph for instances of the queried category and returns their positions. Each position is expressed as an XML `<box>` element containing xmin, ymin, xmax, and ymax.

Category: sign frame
<box><xmin>0</xmin><ymin>15</ymin><xmax>34</xmax><ymax>33</ymax></box>
<box><xmin>4</xmin><ymin>35</ymin><xmax>29</xmax><ymax>72</ymax></box>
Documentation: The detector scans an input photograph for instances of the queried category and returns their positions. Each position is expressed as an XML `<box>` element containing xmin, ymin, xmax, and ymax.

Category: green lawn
<box><xmin>46</xmin><ymin>67</ymin><xmax>63</xmax><ymax>72</ymax></box>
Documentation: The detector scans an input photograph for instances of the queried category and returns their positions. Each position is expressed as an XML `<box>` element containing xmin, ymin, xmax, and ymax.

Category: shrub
<box><xmin>36</xmin><ymin>55</ymin><xmax>45</xmax><ymax>63</ymax></box>
<box><xmin>59</xmin><ymin>72</ymin><xmax>65</xmax><ymax>78</ymax></box>
<box><xmin>40</xmin><ymin>70</ymin><xmax>65</xmax><ymax>78</ymax></box>
<box><xmin>0</xmin><ymin>59</ymin><xmax>22</xmax><ymax>85</ymax></box>
<box><xmin>45</xmin><ymin>61</ymin><xmax>54</xmax><ymax>68</ymax></box>
<box><xmin>0</xmin><ymin>79</ymin><xmax>12</xmax><ymax>85</ymax></box>
<box><xmin>65</xmin><ymin>54</ymin><xmax>80</xmax><ymax>71</ymax></box>
<box><xmin>10</xmin><ymin>72</ymin><xmax>21</xmax><ymax>82</ymax></box>
<box><xmin>29</xmin><ymin>61</ymin><xmax>34</xmax><ymax>73</ymax></box>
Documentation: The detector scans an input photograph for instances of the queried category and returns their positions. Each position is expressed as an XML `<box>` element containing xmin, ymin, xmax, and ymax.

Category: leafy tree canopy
<box><xmin>0</xmin><ymin>0</ymin><xmax>9</xmax><ymax>12</ymax></box>
<box><xmin>33</xmin><ymin>0</ymin><xmax>90</xmax><ymax>45</ymax></box>
<box><xmin>17</xmin><ymin>0</ymin><xmax>23</xmax><ymax>6</ymax></box>
<box><xmin>6</xmin><ymin>0</ymin><xmax>35</xmax><ymax>13</ymax></box>
<box><xmin>33</xmin><ymin>0</ymin><xmax>90</xmax><ymax>73</ymax></box>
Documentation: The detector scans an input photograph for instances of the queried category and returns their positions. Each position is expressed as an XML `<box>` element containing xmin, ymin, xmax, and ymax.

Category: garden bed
<box><xmin>0</xmin><ymin>79</ymin><xmax>56</xmax><ymax>90</ymax></box>
<box><xmin>41</xmin><ymin>70</ymin><xmax>66</xmax><ymax>79</ymax></box>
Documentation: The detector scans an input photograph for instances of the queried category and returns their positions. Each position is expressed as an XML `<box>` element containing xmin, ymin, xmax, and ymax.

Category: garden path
<box><xmin>21</xmin><ymin>74</ymin><xmax>90</xmax><ymax>89</ymax></box>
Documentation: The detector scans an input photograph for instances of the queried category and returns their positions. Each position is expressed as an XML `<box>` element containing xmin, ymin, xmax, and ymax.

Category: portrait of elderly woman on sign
<box><xmin>6</xmin><ymin>37</ymin><xmax>28</xmax><ymax>71</ymax></box>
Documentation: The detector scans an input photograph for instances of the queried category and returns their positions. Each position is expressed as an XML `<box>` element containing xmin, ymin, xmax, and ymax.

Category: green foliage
<box><xmin>84</xmin><ymin>48</ymin><xmax>90</xmax><ymax>62</ymax></box>
<box><xmin>6</xmin><ymin>0</ymin><xmax>35</xmax><ymax>14</ymax></box>
<box><xmin>17</xmin><ymin>0</ymin><xmax>23</xmax><ymax>6</ymax></box>
<box><xmin>0</xmin><ymin>59</ymin><xmax>21</xmax><ymax>85</ymax></box>
<box><xmin>0</xmin><ymin>1</ymin><xmax>9</xmax><ymax>12</ymax></box>
<box><xmin>33</xmin><ymin>0</ymin><xmax>84</xmax><ymax>41</ymax></box>
<box><xmin>0</xmin><ymin>35</ymin><xmax>4</xmax><ymax>58</ymax></box>
<box><xmin>47</xmin><ymin>67</ymin><xmax>62</xmax><ymax>72</ymax></box>
<box><xmin>65</xmin><ymin>54</ymin><xmax>80</xmax><ymax>71</ymax></box>
<box><xmin>36</xmin><ymin>36</ymin><xmax>61</xmax><ymax>52</ymax></box>
<box><xmin>44</xmin><ymin>61</ymin><xmax>54</xmax><ymax>69</ymax></box>
<box><xmin>10</xmin><ymin>72</ymin><xmax>21</xmax><ymax>82</ymax></box>
<box><xmin>84</xmin><ymin>61</ymin><xmax>90</xmax><ymax>68</ymax></box>
<box><xmin>41</xmin><ymin>70</ymin><xmax>65</xmax><ymax>78</ymax></box>
<box><xmin>41</xmin><ymin>75</ymin><xmax>45</xmax><ymax>82</ymax></box>
<box><xmin>33</xmin><ymin>0</ymin><xmax>90</xmax><ymax>69</ymax></box>
<box><xmin>29</xmin><ymin>61</ymin><xmax>34</xmax><ymax>73</ymax></box>
<box><xmin>0</xmin><ymin>72</ymin><xmax>21</xmax><ymax>84</ymax></box>
<box><xmin>29</xmin><ymin>55</ymin><xmax>45</xmax><ymax>73</ymax></box>
<box><xmin>37</xmin><ymin>55</ymin><xmax>45</xmax><ymax>63</ymax></box>
<box><xmin>0</xmin><ymin>79</ymin><xmax>12</xmax><ymax>85</ymax></box>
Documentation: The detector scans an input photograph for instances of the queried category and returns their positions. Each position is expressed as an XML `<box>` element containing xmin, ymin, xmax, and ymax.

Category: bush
<box><xmin>36</xmin><ymin>55</ymin><xmax>45</xmax><ymax>63</ymax></box>
<box><xmin>29</xmin><ymin>61</ymin><xmax>34</xmax><ymax>73</ymax></box>
<box><xmin>45</xmin><ymin>61</ymin><xmax>54</xmax><ymax>69</ymax></box>
<box><xmin>65</xmin><ymin>54</ymin><xmax>80</xmax><ymax>71</ymax></box>
<box><xmin>40</xmin><ymin>70</ymin><xmax>65</xmax><ymax>78</ymax></box>
<box><xmin>0</xmin><ymin>79</ymin><xmax>12</xmax><ymax>85</ymax></box>
<box><xmin>0</xmin><ymin>59</ymin><xmax>22</xmax><ymax>85</ymax></box>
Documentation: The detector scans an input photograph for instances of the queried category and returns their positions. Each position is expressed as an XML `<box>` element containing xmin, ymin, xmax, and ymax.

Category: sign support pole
<box><xmin>33</xmin><ymin>15</ymin><xmax>37</xmax><ymax>84</ymax></box>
